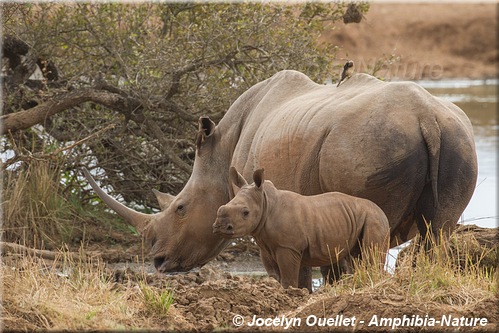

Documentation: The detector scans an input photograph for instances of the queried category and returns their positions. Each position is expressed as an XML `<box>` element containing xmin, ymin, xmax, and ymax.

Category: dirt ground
<box><xmin>110</xmin><ymin>257</ymin><xmax>497</xmax><ymax>332</ymax></box>
<box><xmin>4</xmin><ymin>224</ymin><xmax>495</xmax><ymax>332</ymax></box>
<box><xmin>323</xmin><ymin>2</ymin><xmax>497</xmax><ymax>80</ymax></box>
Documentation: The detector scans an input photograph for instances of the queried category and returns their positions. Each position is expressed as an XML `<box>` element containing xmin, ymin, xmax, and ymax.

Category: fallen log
<box><xmin>0</xmin><ymin>241</ymin><xmax>95</xmax><ymax>261</ymax></box>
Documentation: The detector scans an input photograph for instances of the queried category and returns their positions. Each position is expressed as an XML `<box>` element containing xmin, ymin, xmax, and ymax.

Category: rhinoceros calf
<box><xmin>213</xmin><ymin>167</ymin><xmax>390</xmax><ymax>289</ymax></box>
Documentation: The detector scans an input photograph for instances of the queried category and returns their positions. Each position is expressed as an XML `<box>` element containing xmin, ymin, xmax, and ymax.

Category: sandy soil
<box><xmin>322</xmin><ymin>3</ymin><xmax>497</xmax><ymax>80</ymax></box>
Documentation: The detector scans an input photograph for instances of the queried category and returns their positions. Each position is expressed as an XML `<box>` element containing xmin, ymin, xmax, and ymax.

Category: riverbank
<box><xmin>323</xmin><ymin>2</ymin><xmax>497</xmax><ymax>80</ymax></box>
<box><xmin>2</xmin><ymin>225</ymin><xmax>496</xmax><ymax>331</ymax></box>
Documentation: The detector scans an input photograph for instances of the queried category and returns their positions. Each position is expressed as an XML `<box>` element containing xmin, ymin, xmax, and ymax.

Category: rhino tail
<box><xmin>419</xmin><ymin>117</ymin><xmax>441</xmax><ymax>207</ymax></box>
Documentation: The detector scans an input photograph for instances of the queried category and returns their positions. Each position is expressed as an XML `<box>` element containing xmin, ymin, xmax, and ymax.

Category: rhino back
<box><xmin>229</xmin><ymin>70</ymin><xmax>476</xmax><ymax>242</ymax></box>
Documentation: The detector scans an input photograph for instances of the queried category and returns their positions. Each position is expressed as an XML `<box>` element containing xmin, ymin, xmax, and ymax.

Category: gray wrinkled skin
<box><xmin>84</xmin><ymin>70</ymin><xmax>477</xmax><ymax>288</ymax></box>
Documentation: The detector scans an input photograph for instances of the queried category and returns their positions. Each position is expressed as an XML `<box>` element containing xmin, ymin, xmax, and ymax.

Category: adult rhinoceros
<box><xmin>84</xmin><ymin>70</ymin><xmax>477</xmax><ymax>289</ymax></box>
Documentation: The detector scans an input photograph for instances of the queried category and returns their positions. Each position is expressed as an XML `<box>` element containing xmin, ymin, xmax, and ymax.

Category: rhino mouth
<box><xmin>213</xmin><ymin>228</ymin><xmax>235</xmax><ymax>235</ymax></box>
<box><xmin>212</xmin><ymin>220</ymin><xmax>236</xmax><ymax>237</ymax></box>
<box><xmin>154</xmin><ymin>255</ymin><xmax>209</xmax><ymax>273</ymax></box>
<box><xmin>154</xmin><ymin>256</ymin><xmax>190</xmax><ymax>273</ymax></box>
<box><xmin>212</xmin><ymin>226</ymin><xmax>236</xmax><ymax>237</ymax></box>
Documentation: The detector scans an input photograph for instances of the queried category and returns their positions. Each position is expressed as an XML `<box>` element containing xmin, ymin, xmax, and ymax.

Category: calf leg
<box><xmin>260</xmin><ymin>246</ymin><xmax>310</xmax><ymax>291</ymax></box>
<box><xmin>260</xmin><ymin>249</ymin><xmax>280</xmax><ymax>282</ymax></box>
<box><xmin>274</xmin><ymin>248</ymin><xmax>302</xmax><ymax>289</ymax></box>
<box><xmin>360</xmin><ymin>219</ymin><xmax>390</xmax><ymax>268</ymax></box>
<box><xmin>320</xmin><ymin>262</ymin><xmax>345</xmax><ymax>285</ymax></box>
<box><xmin>298</xmin><ymin>266</ymin><xmax>312</xmax><ymax>292</ymax></box>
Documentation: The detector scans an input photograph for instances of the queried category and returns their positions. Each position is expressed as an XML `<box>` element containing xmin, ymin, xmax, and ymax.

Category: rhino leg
<box><xmin>320</xmin><ymin>262</ymin><xmax>348</xmax><ymax>285</ymax></box>
<box><xmin>359</xmin><ymin>216</ymin><xmax>390</xmax><ymax>270</ymax></box>
<box><xmin>261</xmin><ymin>248</ymin><xmax>312</xmax><ymax>292</ymax></box>
<box><xmin>298</xmin><ymin>266</ymin><xmax>312</xmax><ymax>293</ymax></box>
<box><xmin>414</xmin><ymin>149</ymin><xmax>476</xmax><ymax>254</ymax></box>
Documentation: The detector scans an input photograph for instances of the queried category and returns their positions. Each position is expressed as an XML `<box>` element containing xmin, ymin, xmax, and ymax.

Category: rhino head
<box><xmin>83</xmin><ymin>116</ymin><xmax>232</xmax><ymax>273</ymax></box>
<box><xmin>213</xmin><ymin>167</ymin><xmax>266</xmax><ymax>238</ymax></box>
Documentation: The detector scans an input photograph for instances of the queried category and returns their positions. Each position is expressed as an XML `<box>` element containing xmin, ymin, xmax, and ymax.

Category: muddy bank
<box><xmin>5</xmin><ymin>225</ymin><xmax>495</xmax><ymax>331</ymax></box>
<box><xmin>106</xmin><ymin>227</ymin><xmax>497</xmax><ymax>332</ymax></box>
<box><xmin>96</xmin><ymin>225</ymin><xmax>499</xmax><ymax>331</ymax></box>
<box><xmin>323</xmin><ymin>3</ymin><xmax>497</xmax><ymax>80</ymax></box>
<box><xmin>109</xmin><ymin>258</ymin><xmax>497</xmax><ymax>332</ymax></box>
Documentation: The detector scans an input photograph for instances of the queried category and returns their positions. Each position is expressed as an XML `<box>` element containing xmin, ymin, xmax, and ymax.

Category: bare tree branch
<box><xmin>0</xmin><ymin>88</ymin><xmax>133</xmax><ymax>135</ymax></box>
<box><xmin>144</xmin><ymin>118</ymin><xmax>193</xmax><ymax>174</ymax></box>
<box><xmin>2</xmin><ymin>124</ymin><xmax>116</xmax><ymax>170</ymax></box>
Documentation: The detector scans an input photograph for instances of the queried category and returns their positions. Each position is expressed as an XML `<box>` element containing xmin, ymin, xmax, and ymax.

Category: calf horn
<box><xmin>82</xmin><ymin>168</ymin><xmax>151</xmax><ymax>234</ymax></box>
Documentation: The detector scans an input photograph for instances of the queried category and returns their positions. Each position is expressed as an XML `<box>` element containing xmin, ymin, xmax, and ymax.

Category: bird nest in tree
<box><xmin>343</xmin><ymin>3</ymin><xmax>363</xmax><ymax>24</ymax></box>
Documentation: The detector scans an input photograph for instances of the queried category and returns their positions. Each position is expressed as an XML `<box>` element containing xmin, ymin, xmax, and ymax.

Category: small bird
<box><xmin>337</xmin><ymin>60</ymin><xmax>354</xmax><ymax>87</ymax></box>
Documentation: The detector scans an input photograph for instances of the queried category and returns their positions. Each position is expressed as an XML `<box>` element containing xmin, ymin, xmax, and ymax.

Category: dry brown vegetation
<box><xmin>2</xmin><ymin>225</ymin><xmax>497</xmax><ymax>331</ymax></box>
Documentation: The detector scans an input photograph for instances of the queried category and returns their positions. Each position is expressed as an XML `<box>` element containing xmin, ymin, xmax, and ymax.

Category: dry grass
<box><xmin>1</xmin><ymin>248</ymin><xmax>174</xmax><ymax>331</ymax></box>
<box><xmin>1</xmin><ymin>160</ymin><xmax>175</xmax><ymax>330</ymax></box>
<box><xmin>2</xmin><ymin>228</ymin><xmax>496</xmax><ymax>331</ymax></box>
<box><xmin>323</xmin><ymin>231</ymin><xmax>497</xmax><ymax>309</ymax></box>
<box><xmin>2</xmin><ymin>160</ymin><xmax>79</xmax><ymax>248</ymax></box>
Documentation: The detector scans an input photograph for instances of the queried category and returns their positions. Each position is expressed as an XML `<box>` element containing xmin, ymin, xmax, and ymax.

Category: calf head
<box><xmin>213</xmin><ymin>167</ymin><xmax>266</xmax><ymax>238</ymax></box>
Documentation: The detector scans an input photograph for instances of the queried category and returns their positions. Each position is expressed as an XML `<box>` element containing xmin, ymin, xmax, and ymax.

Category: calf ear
<box><xmin>253</xmin><ymin>169</ymin><xmax>265</xmax><ymax>188</ymax></box>
<box><xmin>196</xmin><ymin>116</ymin><xmax>216</xmax><ymax>148</ymax></box>
<box><xmin>228</xmin><ymin>166</ymin><xmax>247</xmax><ymax>199</ymax></box>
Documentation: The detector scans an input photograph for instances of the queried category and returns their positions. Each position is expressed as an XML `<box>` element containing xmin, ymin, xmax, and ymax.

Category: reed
<box><xmin>2</xmin><ymin>160</ymin><xmax>77</xmax><ymax>247</ymax></box>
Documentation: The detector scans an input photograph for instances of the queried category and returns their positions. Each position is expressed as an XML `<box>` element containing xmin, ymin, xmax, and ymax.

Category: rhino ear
<box><xmin>253</xmin><ymin>169</ymin><xmax>265</xmax><ymax>189</ymax></box>
<box><xmin>229</xmin><ymin>166</ymin><xmax>247</xmax><ymax>199</ymax></box>
<box><xmin>195</xmin><ymin>116</ymin><xmax>216</xmax><ymax>148</ymax></box>
<box><xmin>152</xmin><ymin>189</ymin><xmax>175</xmax><ymax>211</ymax></box>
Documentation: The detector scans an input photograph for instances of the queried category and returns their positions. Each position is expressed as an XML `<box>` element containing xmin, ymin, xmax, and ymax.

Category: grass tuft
<box><xmin>326</xmin><ymin>228</ymin><xmax>497</xmax><ymax>308</ymax></box>
<box><xmin>140</xmin><ymin>282</ymin><xmax>175</xmax><ymax>318</ymax></box>
<box><xmin>1</xmin><ymin>246</ymin><xmax>166</xmax><ymax>330</ymax></box>
<box><xmin>2</xmin><ymin>160</ymin><xmax>78</xmax><ymax>247</ymax></box>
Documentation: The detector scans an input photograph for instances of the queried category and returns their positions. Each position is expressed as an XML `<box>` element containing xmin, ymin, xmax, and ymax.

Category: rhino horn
<box><xmin>82</xmin><ymin>168</ymin><xmax>151</xmax><ymax>234</ymax></box>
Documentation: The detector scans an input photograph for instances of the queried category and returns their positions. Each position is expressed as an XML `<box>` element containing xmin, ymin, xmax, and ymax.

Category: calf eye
<box><xmin>242</xmin><ymin>209</ymin><xmax>250</xmax><ymax>217</ymax></box>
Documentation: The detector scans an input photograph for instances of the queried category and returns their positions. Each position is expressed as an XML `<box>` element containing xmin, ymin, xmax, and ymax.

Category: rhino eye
<box><xmin>242</xmin><ymin>209</ymin><xmax>250</xmax><ymax>217</ymax></box>
<box><xmin>176</xmin><ymin>204</ymin><xmax>186</xmax><ymax>215</ymax></box>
